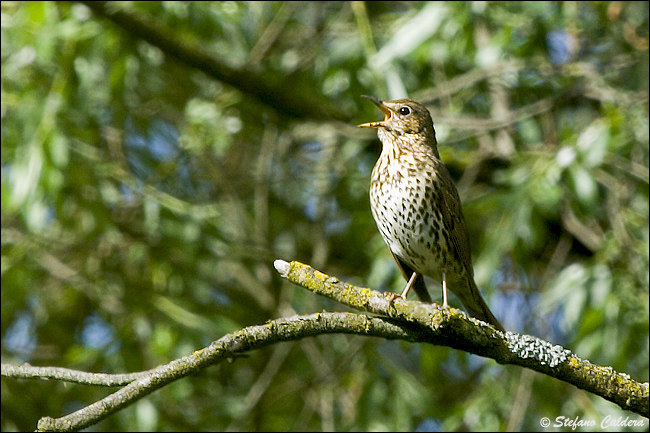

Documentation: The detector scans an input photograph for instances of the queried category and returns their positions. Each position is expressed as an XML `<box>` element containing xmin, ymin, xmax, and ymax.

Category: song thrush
<box><xmin>358</xmin><ymin>95</ymin><xmax>504</xmax><ymax>332</ymax></box>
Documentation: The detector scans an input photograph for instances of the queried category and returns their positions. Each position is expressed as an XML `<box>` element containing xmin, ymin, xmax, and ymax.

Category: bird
<box><xmin>358</xmin><ymin>95</ymin><xmax>504</xmax><ymax>332</ymax></box>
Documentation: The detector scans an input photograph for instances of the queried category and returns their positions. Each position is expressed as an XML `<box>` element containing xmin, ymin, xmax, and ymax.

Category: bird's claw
<box><xmin>385</xmin><ymin>292</ymin><xmax>403</xmax><ymax>305</ymax></box>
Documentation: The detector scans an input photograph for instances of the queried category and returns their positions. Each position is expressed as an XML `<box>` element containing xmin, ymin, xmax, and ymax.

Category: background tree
<box><xmin>2</xmin><ymin>1</ymin><xmax>648</xmax><ymax>431</ymax></box>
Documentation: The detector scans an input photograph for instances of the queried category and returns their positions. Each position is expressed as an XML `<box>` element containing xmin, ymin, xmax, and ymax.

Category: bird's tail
<box><xmin>455</xmin><ymin>278</ymin><xmax>504</xmax><ymax>332</ymax></box>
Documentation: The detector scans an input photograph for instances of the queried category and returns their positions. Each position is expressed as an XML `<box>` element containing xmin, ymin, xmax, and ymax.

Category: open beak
<box><xmin>357</xmin><ymin>95</ymin><xmax>393</xmax><ymax>128</ymax></box>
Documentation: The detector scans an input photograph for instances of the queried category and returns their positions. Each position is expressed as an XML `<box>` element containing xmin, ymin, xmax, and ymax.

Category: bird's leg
<box><xmin>442</xmin><ymin>271</ymin><xmax>449</xmax><ymax>308</ymax></box>
<box><xmin>400</xmin><ymin>271</ymin><xmax>419</xmax><ymax>299</ymax></box>
<box><xmin>386</xmin><ymin>271</ymin><xmax>420</xmax><ymax>303</ymax></box>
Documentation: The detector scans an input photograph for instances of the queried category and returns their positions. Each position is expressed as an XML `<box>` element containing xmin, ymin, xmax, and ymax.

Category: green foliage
<box><xmin>2</xmin><ymin>1</ymin><xmax>648</xmax><ymax>431</ymax></box>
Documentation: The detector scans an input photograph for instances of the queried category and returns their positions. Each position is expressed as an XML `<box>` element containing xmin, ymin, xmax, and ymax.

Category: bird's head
<box><xmin>358</xmin><ymin>95</ymin><xmax>437</xmax><ymax>152</ymax></box>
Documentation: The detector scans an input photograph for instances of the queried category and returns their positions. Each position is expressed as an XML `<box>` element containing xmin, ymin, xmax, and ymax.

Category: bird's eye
<box><xmin>399</xmin><ymin>107</ymin><xmax>410</xmax><ymax>115</ymax></box>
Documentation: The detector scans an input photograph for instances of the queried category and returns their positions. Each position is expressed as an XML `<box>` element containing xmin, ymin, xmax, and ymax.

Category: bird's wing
<box><xmin>437</xmin><ymin>163</ymin><xmax>474</xmax><ymax>277</ymax></box>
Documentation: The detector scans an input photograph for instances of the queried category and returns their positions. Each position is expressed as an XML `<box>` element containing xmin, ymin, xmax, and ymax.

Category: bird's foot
<box><xmin>385</xmin><ymin>292</ymin><xmax>403</xmax><ymax>304</ymax></box>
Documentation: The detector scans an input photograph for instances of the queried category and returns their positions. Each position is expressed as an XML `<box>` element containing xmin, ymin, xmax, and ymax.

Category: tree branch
<box><xmin>1</xmin><ymin>364</ymin><xmax>148</xmax><ymax>387</ymax></box>
<box><xmin>5</xmin><ymin>312</ymin><xmax>437</xmax><ymax>431</ymax></box>
<box><xmin>273</xmin><ymin>259</ymin><xmax>650</xmax><ymax>418</ymax></box>
<box><xmin>2</xmin><ymin>259</ymin><xmax>647</xmax><ymax>431</ymax></box>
